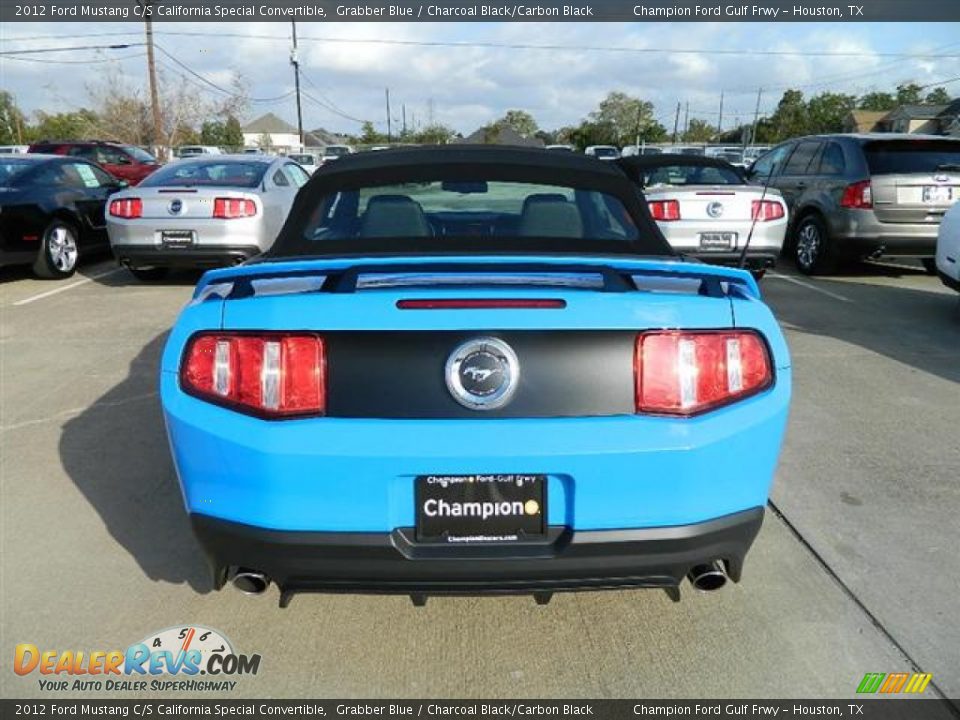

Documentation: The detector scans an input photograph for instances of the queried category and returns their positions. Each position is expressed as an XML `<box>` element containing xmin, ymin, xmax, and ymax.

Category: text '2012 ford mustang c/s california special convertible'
<box><xmin>160</xmin><ymin>146</ymin><xmax>791</xmax><ymax>607</ymax></box>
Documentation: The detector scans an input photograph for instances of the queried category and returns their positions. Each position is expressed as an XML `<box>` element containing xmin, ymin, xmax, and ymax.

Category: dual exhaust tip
<box><xmin>229</xmin><ymin>562</ymin><xmax>728</xmax><ymax>598</ymax></box>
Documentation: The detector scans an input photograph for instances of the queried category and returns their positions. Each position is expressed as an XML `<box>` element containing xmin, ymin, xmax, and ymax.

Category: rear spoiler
<box><xmin>194</xmin><ymin>256</ymin><xmax>761</xmax><ymax>302</ymax></box>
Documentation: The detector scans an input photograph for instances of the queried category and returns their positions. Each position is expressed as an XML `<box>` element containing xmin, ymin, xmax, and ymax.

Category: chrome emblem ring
<box><xmin>445</xmin><ymin>337</ymin><xmax>520</xmax><ymax>410</ymax></box>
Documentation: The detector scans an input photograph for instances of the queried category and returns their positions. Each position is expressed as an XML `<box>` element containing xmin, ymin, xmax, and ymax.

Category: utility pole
<box><xmin>385</xmin><ymin>88</ymin><xmax>392</xmax><ymax>143</ymax></box>
<box><xmin>634</xmin><ymin>104</ymin><xmax>642</xmax><ymax>149</ymax></box>
<box><xmin>402</xmin><ymin>103</ymin><xmax>407</xmax><ymax>137</ymax></box>
<box><xmin>683</xmin><ymin>102</ymin><xmax>689</xmax><ymax>139</ymax></box>
<box><xmin>717</xmin><ymin>91</ymin><xmax>724</xmax><ymax>138</ymax></box>
<box><xmin>672</xmin><ymin>102</ymin><xmax>681</xmax><ymax>144</ymax></box>
<box><xmin>142</xmin><ymin>1</ymin><xmax>163</xmax><ymax>159</ymax></box>
<box><xmin>290</xmin><ymin>21</ymin><xmax>304</xmax><ymax>150</ymax></box>
<box><xmin>751</xmin><ymin>87</ymin><xmax>763</xmax><ymax>146</ymax></box>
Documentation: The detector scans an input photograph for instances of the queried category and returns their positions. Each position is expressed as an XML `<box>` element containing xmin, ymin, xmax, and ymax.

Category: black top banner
<box><xmin>2</xmin><ymin>0</ymin><xmax>960</xmax><ymax>22</ymax></box>
<box><xmin>2</xmin><ymin>699</ymin><xmax>960</xmax><ymax>719</ymax></box>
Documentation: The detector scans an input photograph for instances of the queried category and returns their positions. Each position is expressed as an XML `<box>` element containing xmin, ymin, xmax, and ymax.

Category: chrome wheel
<box><xmin>795</xmin><ymin>222</ymin><xmax>821</xmax><ymax>271</ymax></box>
<box><xmin>48</xmin><ymin>225</ymin><xmax>79</xmax><ymax>273</ymax></box>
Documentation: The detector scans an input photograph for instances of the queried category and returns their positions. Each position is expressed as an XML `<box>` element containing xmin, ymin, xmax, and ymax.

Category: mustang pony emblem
<box><xmin>462</xmin><ymin>366</ymin><xmax>499</xmax><ymax>382</ymax></box>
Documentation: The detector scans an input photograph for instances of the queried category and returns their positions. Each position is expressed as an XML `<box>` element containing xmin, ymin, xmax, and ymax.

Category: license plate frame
<box><xmin>160</xmin><ymin>230</ymin><xmax>195</xmax><ymax>249</ymax></box>
<box><xmin>415</xmin><ymin>474</ymin><xmax>547</xmax><ymax>543</ymax></box>
<box><xmin>699</xmin><ymin>231</ymin><xmax>737</xmax><ymax>250</ymax></box>
<box><xmin>922</xmin><ymin>186</ymin><xmax>953</xmax><ymax>204</ymax></box>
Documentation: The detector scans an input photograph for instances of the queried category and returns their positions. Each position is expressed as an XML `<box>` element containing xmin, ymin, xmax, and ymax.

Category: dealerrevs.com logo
<box><xmin>13</xmin><ymin>625</ymin><xmax>261</xmax><ymax>692</ymax></box>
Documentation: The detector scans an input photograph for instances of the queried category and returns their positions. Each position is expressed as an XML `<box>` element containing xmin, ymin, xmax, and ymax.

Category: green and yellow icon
<box><xmin>857</xmin><ymin>672</ymin><xmax>932</xmax><ymax>694</ymax></box>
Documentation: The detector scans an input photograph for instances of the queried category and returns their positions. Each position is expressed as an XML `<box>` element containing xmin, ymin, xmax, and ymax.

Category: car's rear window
<box><xmin>274</xmin><ymin>180</ymin><xmax>641</xmax><ymax>256</ymax></box>
<box><xmin>641</xmin><ymin>163</ymin><xmax>744</xmax><ymax>187</ymax></box>
<box><xmin>140</xmin><ymin>161</ymin><xmax>269</xmax><ymax>188</ymax></box>
<box><xmin>864</xmin><ymin>140</ymin><xmax>960</xmax><ymax>175</ymax></box>
<box><xmin>0</xmin><ymin>159</ymin><xmax>34</xmax><ymax>185</ymax></box>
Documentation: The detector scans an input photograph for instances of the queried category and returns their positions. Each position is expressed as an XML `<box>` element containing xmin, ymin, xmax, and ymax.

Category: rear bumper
<box><xmin>191</xmin><ymin>507</ymin><xmax>765</xmax><ymax>596</ymax></box>
<box><xmin>827</xmin><ymin>209</ymin><xmax>940</xmax><ymax>256</ymax></box>
<box><xmin>112</xmin><ymin>244</ymin><xmax>261</xmax><ymax>269</ymax></box>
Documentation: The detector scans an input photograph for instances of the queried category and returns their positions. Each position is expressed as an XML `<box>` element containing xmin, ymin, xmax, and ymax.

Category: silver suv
<box><xmin>746</xmin><ymin>134</ymin><xmax>960</xmax><ymax>274</ymax></box>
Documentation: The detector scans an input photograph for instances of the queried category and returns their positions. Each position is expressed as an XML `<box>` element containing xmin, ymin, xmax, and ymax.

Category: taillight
<box><xmin>213</xmin><ymin>198</ymin><xmax>257</xmax><ymax>219</ymax></box>
<box><xmin>108</xmin><ymin>198</ymin><xmax>142</xmax><ymax>219</ymax></box>
<box><xmin>181</xmin><ymin>333</ymin><xmax>325</xmax><ymax>418</ymax></box>
<box><xmin>648</xmin><ymin>199</ymin><xmax>681</xmax><ymax>221</ymax></box>
<box><xmin>751</xmin><ymin>200</ymin><xmax>785</xmax><ymax>221</ymax></box>
<box><xmin>634</xmin><ymin>331</ymin><xmax>772</xmax><ymax>415</ymax></box>
<box><xmin>840</xmin><ymin>180</ymin><xmax>872</xmax><ymax>209</ymax></box>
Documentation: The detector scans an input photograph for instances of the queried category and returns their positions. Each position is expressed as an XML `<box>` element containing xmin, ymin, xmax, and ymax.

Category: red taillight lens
<box><xmin>751</xmin><ymin>200</ymin><xmax>785</xmax><ymax>222</ymax></box>
<box><xmin>634</xmin><ymin>331</ymin><xmax>772</xmax><ymax>415</ymax></box>
<box><xmin>213</xmin><ymin>198</ymin><xmax>257</xmax><ymax>219</ymax></box>
<box><xmin>181</xmin><ymin>333</ymin><xmax>325</xmax><ymax>417</ymax></box>
<box><xmin>840</xmin><ymin>180</ymin><xmax>873</xmax><ymax>209</ymax></box>
<box><xmin>108</xmin><ymin>198</ymin><xmax>142</xmax><ymax>219</ymax></box>
<box><xmin>648</xmin><ymin>199</ymin><xmax>681</xmax><ymax>221</ymax></box>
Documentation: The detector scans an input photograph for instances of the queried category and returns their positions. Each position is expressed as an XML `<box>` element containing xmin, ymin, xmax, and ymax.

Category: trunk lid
<box><xmin>864</xmin><ymin>139</ymin><xmax>960</xmax><ymax>224</ymax></box>
<box><xmin>131</xmin><ymin>187</ymin><xmax>259</xmax><ymax>220</ymax></box>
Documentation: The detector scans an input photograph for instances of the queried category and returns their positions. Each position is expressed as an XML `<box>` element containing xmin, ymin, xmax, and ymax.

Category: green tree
<box><xmin>568</xmin><ymin>120</ymin><xmax>618</xmax><ymax>150</ymax></box>
<box><xmin>223</xmin><ymin>115</ymin><xmax>244</xmax><ymax>148</ymax></box>
<box><xmin>415</xmin><ymin>124</ymin><xmax>455</xmax><ymax>145</ymax></box>
<box><xmin>925</xmin><ymin>87</ymin><xmax>952</xmax><ymax>105</ymax></box>
<box><xmin>31</xmin><ymin>109</ymin><xmax>100</xmax><ymax>141</ymax></box>
<box><xmin>0</xmin><ymin>92</ymin><xmax>27</xmax><ymax>145</ymax></box>
<box><xmin>857</xmin><ymin>92</ymin><xmax>896</xmax><ymax>111</ymax></box>
<box><xmin>493</xmin><ymin>109</ymin><xmax>539</xmax><ymax>138</ymax></box>
<box><xmin>200</xmin><ymin>120</ymin><xmax>226</xmax><ymax>146</ymax></box>
<box><xmin>768</xmin><ymin>89</ymin><xmax>808</xmax><ymax>141</ymax></box>
<box><xmin>359</xmin><ymin>120</ymin><xmax>385</xmax><ymax>145</ymax></box>
<box><xmin>682</xmin><ymin>118</ymin><xmax>715</xmax><ymax>143</ymax></box>
<box><xmin>896</xmin><ymin>83</ymin><xmax>923</xmax><ymax>106</ymax></box>
<box><xmin>806</xmin><ymin>92</ymin><xmax>857</xmax><ymax>134</ymax></box>
<box><xmin>589</xmin><ymin>92</ymin><xmax>658</xmax><ymax>146</ymax></box>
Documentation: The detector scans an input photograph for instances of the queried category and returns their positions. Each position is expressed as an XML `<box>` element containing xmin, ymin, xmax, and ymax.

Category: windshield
<box><xmin>642</xmin><ymin>163</ymin><xmax>744</xmax><ymax>187</ymax></box>
<box><xmin>122</xmin><ymin>145</ymin><xmax>157</xmax><ymax>163</ymax></box>
<box><xmin>864</xmin><ymin>140</ymin><xmax>960</xmax><ymax>175</ymax></box>
<box><xmin>139</xmin><ymin>161</ymin><xmax>270</xmax><ymax>188</ymax></box>
<box><xmin>271</xmin><ymin>179</ymin><xmax>645</xmax><ymax>257</ymax></box>
<box><xmin>0</xmin><ymin>159</ymin><xmax>34</xmax><ymax>185</ymax></box>
<box><xmin>325</xmin><ymin>147</ymin><xmax>350</xmax><ymax>157</ymax></box>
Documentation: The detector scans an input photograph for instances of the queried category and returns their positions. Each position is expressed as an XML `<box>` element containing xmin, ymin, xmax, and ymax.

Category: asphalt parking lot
<box><xmin>1</xmin><ymin>257</ymin><xmax>958</xmax><ymax>702</ymax></box>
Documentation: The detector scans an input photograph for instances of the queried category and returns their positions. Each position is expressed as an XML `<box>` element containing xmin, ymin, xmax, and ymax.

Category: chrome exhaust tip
<box><xmin>231</xmin><ymin>570</ymin><xmax>270</xmax><ymax>596</ymax></box>
<box><xmin>687</xmin><ymin>561</ymin><xmax>728</xmax><ymax>592</ymax></box>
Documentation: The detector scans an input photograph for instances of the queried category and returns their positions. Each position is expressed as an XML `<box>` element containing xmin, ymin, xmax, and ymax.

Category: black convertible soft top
<box><xmin>266</xmin><ymin>145</ymin><xmax>674</xmax><ymax>259</ymax></box>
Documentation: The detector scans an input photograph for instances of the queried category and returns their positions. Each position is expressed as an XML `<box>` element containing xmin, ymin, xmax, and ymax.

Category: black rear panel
<box><xmin>325</xmin><ymin>331</ymin><xmax>636</xmax><ymax>419</ymax></box>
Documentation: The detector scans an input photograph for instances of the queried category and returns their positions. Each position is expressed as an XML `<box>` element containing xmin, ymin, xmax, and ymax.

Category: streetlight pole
<box><xmin>291</xmin><ymin>21</ymin><xmax>304</xmax><ymax>150</ymax></box>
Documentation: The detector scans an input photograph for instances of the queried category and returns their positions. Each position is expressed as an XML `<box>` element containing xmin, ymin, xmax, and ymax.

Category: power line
<box><xmin>1</xmin><ymin>52</ymin><xmax>146</xmax><ymax>65</ymax></box>
<box><xmin>0</xmin><ymin>43</ymin><xmax>140</xmax><ymax>56</ymax></box>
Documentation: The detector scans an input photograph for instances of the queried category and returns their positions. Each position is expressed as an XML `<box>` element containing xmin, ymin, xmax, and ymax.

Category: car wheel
<box><xmin>794</xmin><ymin>215</ymin><xmax>837</xmax><ymax>275</ymax></box>
<box><xmin>32</xmin><ymin>220</ymin><xmax>80</xmax><ymax>279</ymax></box>
<box><xmin>128</xmin><ymin>266</ymin><xmax>169</xmax><ymax>282</ymax></box>
<box><xmin>921</xmin><ymin>258</ymin><xmax>938</xmax><ymax>275</ymax></box>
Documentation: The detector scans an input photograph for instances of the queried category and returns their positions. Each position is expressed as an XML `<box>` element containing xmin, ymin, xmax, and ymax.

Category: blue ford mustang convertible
<box><xmin>160</xmin><ymin>146</ymin><xmax>791</xmax><ymax>607</ymax></box>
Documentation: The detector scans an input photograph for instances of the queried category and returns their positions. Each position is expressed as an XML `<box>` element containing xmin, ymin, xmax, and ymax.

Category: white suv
<box><xmin>936</xmin><ymin>202</ymin><xmax>960</xmax><ymax>292</ymax></box>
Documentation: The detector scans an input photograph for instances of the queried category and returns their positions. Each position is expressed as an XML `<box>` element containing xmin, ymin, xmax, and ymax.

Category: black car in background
<box><xmin>0</xmin><ymin>155</ymin><xmax>126</xmax><ymax>278</ymax></box>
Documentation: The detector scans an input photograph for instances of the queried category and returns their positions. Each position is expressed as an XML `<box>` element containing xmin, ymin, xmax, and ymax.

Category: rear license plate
<box><xmin>415</xmin><ymin>474</ymin><xmax>546</xmax><ymax>543</ymax></box>
<box><xmin>922</xmin><ymin>186</ymin><xmax>953</xmax><ymax>204</ymax></box>
<box><xmin>161</xmin><ymin>230</ymin><xmax>194</xmax><ymax>248</ymax></box>
<box><xmin>699</xmin><ymin>232</ymin><xmax>737</xmax><ymax>250</ymax></box>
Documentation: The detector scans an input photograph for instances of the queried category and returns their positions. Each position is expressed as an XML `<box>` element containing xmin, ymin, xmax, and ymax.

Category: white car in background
<box><xmin>177</xmin><ymin>145</ymin><xmax>224</xmax><ymax>158</ymax></box>
<box><xmin>288</xmin><ymin>152</ymin><xmax>320</xmax><ymax>174</ymax></box>
<box><xmin>584</xmin><ymin>145</ymin><xmax>620</xmax><ymax>161</ymax></box>
<box><xmin>0</xmin><ymin>145</ymin><xmax>30</xmax><ymax>154</ymax></box>
<box><xmin>621</xmin><ymin>154</ymin><xmax>788</xmax><ymax>279</ymax></box>
<box><xmin>322</xmin><ymin>145</ymin><xmax>354</xmax><ymax>163</ymax></box>
<box><xmin>935</xmin><ymin>202</ymin><xmax>960</xmax><ymax>292</ymax></box>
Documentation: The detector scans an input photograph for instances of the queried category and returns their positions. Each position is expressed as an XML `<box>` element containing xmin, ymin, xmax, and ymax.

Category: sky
<box><xmin>2</xmin><ymin>21</ymin><xmax>960</xmax><ymax>137</ymax></box>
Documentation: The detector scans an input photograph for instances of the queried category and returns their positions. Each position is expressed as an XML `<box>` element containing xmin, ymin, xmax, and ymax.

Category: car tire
<box><xmin>921</xmin><ymin>258</ymin><xmax>938</xmax><ymax>275</ymax></box>
<box><xmin>128</xmin><ymin>266</ymin><xmax>169</xmax><ymax>282</ymax></box>
<box><xmin>32</xmin><ymin>220</ymin><xmax>80</xmax><ymax>279</ymax></box>
<box><xmin>793</xmin><ymin>214</ymin><xmax>838</xmax><ymax>275</ymax></box>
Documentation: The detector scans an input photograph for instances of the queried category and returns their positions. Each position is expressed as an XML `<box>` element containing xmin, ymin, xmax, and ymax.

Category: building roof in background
<box><xmin>846</xmin><ymin>110</ymin><xmax>890</xmax><ymax>132</ymax></box>
<box><xmin>242</xmin><ymin>113</ymin><xmax>299</xmax><ymax>135</ymax></box>
<box><xmin>887</xmin><ymin>104</ymin><xmax>948</xmax><ymax>120</ymax></box>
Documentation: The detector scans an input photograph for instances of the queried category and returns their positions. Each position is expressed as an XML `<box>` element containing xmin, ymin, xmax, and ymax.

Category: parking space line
<box><xmin>768</xmin><ymin>273</ymin><xmax>853</xmax><ymax>303</ymax></box>
<box><xmin>11</xmin><ymin>267</ymin><xmax>124</xmax><ymax>307</ymax></box>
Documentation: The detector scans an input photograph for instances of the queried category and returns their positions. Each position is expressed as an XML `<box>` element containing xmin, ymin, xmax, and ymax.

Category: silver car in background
<box><xmin>621</xmin><ymin>154</ymin><xmax>788</xmax><ymax>279</ymax></box>
<box><xmin>107</xmin><ymin>155</ymin><xmax>309</xmax><ymax>280</ymax></box>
